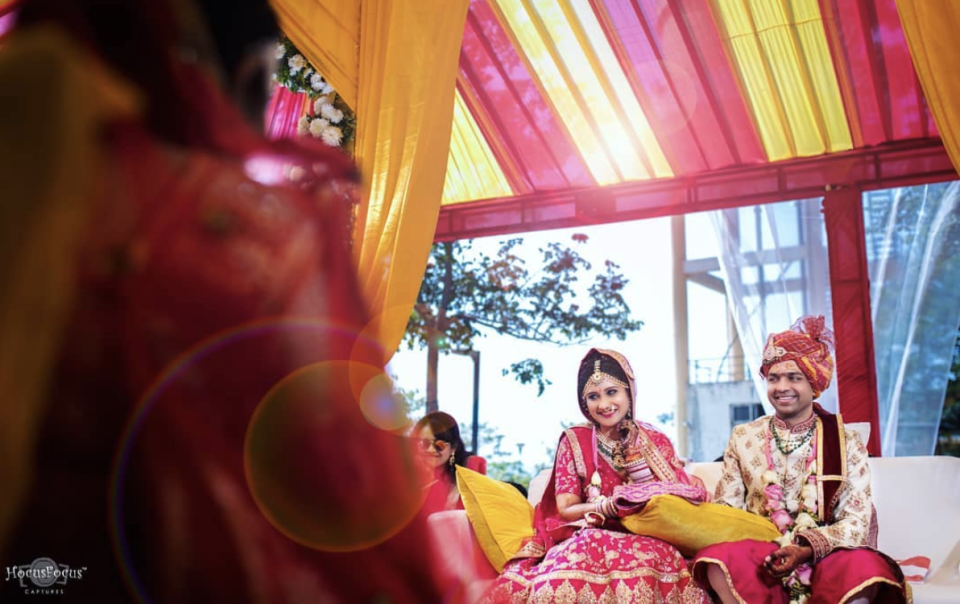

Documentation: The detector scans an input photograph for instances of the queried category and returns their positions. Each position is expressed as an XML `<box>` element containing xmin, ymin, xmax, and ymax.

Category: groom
<box><xmin>693</xmin><ymin>316</ymin><xmax>909</xmax><ymax>604</ymax></box>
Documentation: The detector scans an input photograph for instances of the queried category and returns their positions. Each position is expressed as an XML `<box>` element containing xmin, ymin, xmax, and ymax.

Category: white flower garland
<box><xmin>274</xmin><ymin>37</ymin><xmax>355</xmax><ymax>150</ymax></box>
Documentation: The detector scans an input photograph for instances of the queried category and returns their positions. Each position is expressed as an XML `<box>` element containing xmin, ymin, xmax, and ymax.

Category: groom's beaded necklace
<box><xmin>770</xmin><ymin>416</ymin><xmax>816</xmax><ymax>455</ymax></box>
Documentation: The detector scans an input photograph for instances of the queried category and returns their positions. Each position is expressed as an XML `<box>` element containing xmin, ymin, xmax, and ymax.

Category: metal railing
<box><xmin>688</xmin><ymin>355</ymin><xmax>753</xmax><ymax>384</ymax></box>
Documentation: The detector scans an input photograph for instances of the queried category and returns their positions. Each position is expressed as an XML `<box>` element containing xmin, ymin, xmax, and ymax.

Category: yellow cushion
<box><xmin>621</xmin><ymin>495</ymin><xmax>782</xmax><ymax>557</ymax></box>
<box><xmin>456</xmin><ymin>466</ymin><xmax>535</xmax><ymax>572</ymax></box>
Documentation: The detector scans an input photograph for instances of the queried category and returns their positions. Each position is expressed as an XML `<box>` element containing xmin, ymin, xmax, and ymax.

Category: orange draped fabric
<box><xmin>895</xmin><ymin>0</ymin><xmax>960</xmax><ymax>173</ymax></box>
<box><xmin>0</xmin><ymin>26</ymin><xmax>139</xmax><ymax>548</ymax></box>
<box><xmin>268</xmin><ymin>0</ymin><xmax>469</xmax><ymax>359</ymax></box>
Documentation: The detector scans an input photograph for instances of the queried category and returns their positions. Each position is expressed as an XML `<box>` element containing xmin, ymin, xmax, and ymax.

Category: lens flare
<box><xmin>244</xmin><ymin>361</ymin><xmax>425</xmax><ymax>552</ymax></box>
<box><xmin>109</xmin><ymin>317</ymin><xmax>382</xmax><ymax>603</ymax></box>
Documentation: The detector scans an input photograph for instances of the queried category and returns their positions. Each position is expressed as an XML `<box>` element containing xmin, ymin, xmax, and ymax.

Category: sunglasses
<box><xmin>416</xmin><ymin>438</ymin><xmax>450</xmax><ymax>453</ymax></box>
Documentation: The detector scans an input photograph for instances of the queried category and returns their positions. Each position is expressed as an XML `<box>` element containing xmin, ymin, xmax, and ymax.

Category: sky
<box><xmin>387</xmin><ymin>214</ymin><xmax>730</xmax><ymax>474</ymax></box>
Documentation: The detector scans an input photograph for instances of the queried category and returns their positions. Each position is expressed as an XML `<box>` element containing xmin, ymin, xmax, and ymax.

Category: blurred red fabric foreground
<box><xmin>0</xmin><ymin>0</ymin><xmax>461</xmax><ymax>601</ymax></box>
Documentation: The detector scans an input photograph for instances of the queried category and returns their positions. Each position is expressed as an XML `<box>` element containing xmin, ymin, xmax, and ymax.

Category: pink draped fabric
<box><xmin>458</xmin><ymin>0</ymin><xmax>596</xmax><ymax>195</ymax></box>
<box><xmin>818</xmin><ymin>0</ymin><xmax>937</xmax><ymax>147</ymax></box>
<box><xmin>264</xmin><ymin>85</ymin><xmax>308</xmax><ymax>141</ymax></box>
<box><xmin>594</xmin><ymin>0</ymin><xmax>767</xmax><ymax>173</ymax></box>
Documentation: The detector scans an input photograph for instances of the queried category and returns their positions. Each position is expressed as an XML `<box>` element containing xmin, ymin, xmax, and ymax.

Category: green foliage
<box><xmin>396</xmin><ymin>379</ymin><xmax>425</xmax><ymax>424</ymax></box>
<box><xmin>503</xmin><ymin>359</ymin><xmax>551</xmax><ymax>396</ymax></box>
<box><xmin>404</xmin><ymin>235</ymin><xmax>643</xmax><ymax>395</ymax></box>
<box><xmin>938</xmin><ymin>329</ymin><xmax>960</xmax><ymax>457</ymax></box>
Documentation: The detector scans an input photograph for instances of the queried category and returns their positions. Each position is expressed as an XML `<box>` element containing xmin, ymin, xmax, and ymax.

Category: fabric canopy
<box><xmin>440</xmin><ymin>0</ymin><xmax>944</xmax><ymax>221</ymax></box>
<box><xmin>437</xmin><ymin>0</ymin><xmax>955</xmax><ymax>240</ymax></box>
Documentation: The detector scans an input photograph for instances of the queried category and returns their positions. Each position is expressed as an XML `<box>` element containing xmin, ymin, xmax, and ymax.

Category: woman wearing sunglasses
<box><xmin>414</xmin><ymin>411</ymin><xmax>487</xmax><ymax>513</ymax></box>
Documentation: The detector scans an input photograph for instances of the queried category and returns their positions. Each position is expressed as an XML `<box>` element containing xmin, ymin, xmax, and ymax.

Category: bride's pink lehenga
<box><xmin>487</xmin><ymin>423</ymin><xmax>711</xmax><ymax>604</ymax></box>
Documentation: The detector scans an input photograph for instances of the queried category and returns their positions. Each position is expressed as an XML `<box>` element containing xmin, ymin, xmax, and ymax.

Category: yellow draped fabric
<box><xmin>353</xmin><ymin>0</ymin><xmax>470</xmax><ymax>358</ymax></box>
<box><xmin>269</xmin><ymin>0</ymin><xmax>470</xmax><ymax>359</ymax></box>
<box><xmin>443</xmin><ymin>89</ymin><xmax>514</xmax><ymax>205</ymax></box>
<box><xmin>895</xmin><ymin>0</ymin><xmax>960</xmax><ymax>173</ymax></box>
<box><xmin>709</xmin><ymin>0</ymin><xmax>851</xmax><ymax>160</ymax></box>
<box><xmin>0</xmin><ymin>27</ymin><xmax>138</xmax><ymax>549</ymax></box>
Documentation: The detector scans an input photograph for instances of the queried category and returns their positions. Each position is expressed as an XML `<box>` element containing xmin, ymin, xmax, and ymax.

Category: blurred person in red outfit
<box><xmin>0</xmin><ymin>0</ymin><xmax>445</xmax><ymax>601</ymax></box>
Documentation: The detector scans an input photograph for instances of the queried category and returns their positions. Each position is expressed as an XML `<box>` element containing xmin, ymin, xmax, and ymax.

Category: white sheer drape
<box><xmin>709</xmin><ymin>199</ymin><xmax>836</xmax><ymax>414</ymax></box>
<box><xmin>866</xmin><ymin>182</ymin><xmax>960</xmax><ymax>455</ymax></box>
<box><xmin>709</xmin><ymin>186</ymin><xmax>960</xmax><ymax>456</ymax></box>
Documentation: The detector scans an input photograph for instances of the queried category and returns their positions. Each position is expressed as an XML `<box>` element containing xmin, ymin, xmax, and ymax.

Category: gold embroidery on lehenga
<box><xmin>531</xmin><ymin>582</ymin><xmax>554</xmax><ymax>604</ymax></box>
<box><xmin>575</xmin><ymin>583</ymin><xmax>595</xmax><ymax>604</ymax></box>
<box><xmin>565</xmin><ymin>427</ymin><xmax>589</xmax><ymax>480</ymax></box>
<box><xmin>597</xmin><ymin>585</ymin><xmax>617</xmax><ymax>604</ymax></box>
<box><xmin>553</xmin><ymin>580</ymin><xmax>577</xmax><ymax>604</ymax></box>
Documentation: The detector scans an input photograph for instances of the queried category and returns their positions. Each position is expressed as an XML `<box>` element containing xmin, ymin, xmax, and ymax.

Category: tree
<box><xmin>404</xmin><ymin>235</ymin><xmax>643</xmax><ymax>413</ymax></box>
<box><xmin>938</xmin><ymin>329</ymin><xmax>960</xmax><ymax>457</ymax></box>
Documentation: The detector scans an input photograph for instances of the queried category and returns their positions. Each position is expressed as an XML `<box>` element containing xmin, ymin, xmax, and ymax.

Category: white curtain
<box><xmin>866</xmin><ymin>182</ymin><xmax>960</xmax><ymax>455</ymax></box>
<box><xmin>709</xmin><ymin>199</ymin><xmax>837</xmax><ymax>414</ymax></box>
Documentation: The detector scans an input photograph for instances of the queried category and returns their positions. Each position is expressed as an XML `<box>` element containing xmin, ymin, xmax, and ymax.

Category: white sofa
<box><xmin>428</xmin><ymin>456</ymin><xmax>960</xmax><ymax>603</ymax></box>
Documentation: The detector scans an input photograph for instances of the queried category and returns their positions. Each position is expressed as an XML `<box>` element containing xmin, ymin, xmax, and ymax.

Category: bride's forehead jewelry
<box><xmin>582</xmin><ymin>359</ymin><xmax>629</xmax><ymax>399</ymax></box>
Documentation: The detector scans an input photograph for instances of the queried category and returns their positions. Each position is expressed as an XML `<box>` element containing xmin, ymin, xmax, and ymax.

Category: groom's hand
<box><xmin>764</xmin><ymin>544</ymin><xmax>813</xmax><ymax>577</ymax></box>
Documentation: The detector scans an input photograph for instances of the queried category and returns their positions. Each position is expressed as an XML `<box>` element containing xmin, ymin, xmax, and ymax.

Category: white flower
<box><xmin>786</xmin><ymin>498</ymin><xmax>799</xmax><ymax>513</ymax></box>
<box><xmin>312</xmin><ymin>96</ymin><xmax>331</xmax><ymax>113</ymax></box>
<box><xmin>288</xmin><ymin>54</ymin><xmax>306</xmax><ymax>74</ymax></box>
<box><xmin>775</xmin><ymin>533</ymin><xmax>793</xmax><ymax>547</ymax></box>
<box><xmin>800</xmin><ymin>483</ymin><xmax>817</xmax><ymax>501</ymax></box>
<box><xmin>308</xmin><ymin>118</ymin><xmax>330</xmax><ymax>138</ymax></box>
<box><xmin>320</xmin><ymin>81</ymin><xmax>334</xmax><ymax>95</ymax></box>
<box><xmin>794</xmin><ymin>512</ymin><xmax>818</xmax><ymax>530</ymax></box>
<box><xmin>320</xmin><ymin>104</ymin><xmax>344</xmax><ymax>124</ymax></box>
<box><xmin>297</xmin><ymin>115</ymin><xmax>310</xmax><ymax>136</ymax></box>
<box><xmin>321</xmin><ymin>125</ymin><xmax>343</xmax><ymax>147</ymax></box>
<box><xmin>310</xmin><ymin>73</ymin><xmax>325</xmax><ymax>91</ymax></box>
<box><xmin>275</xmin><ymin>43</ymin><xmax>286</xmax><ymax>60</ymax></box>
<box><xmin>762</xmin><ymin>470</ymin><xmax>778</xmax><ymax>485</ymax></box>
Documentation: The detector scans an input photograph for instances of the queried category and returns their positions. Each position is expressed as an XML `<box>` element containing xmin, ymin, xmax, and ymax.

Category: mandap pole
<box><xmin>469</xmin><ymin>350</ymin><xmax>480</xmax><ymax>453</ymax></box>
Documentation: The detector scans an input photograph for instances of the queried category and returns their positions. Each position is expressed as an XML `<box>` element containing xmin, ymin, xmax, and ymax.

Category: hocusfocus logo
<box><xmin>4</xmin><ymin>557</ymin><xmax>86</xmax><ymax>595</ymax></box>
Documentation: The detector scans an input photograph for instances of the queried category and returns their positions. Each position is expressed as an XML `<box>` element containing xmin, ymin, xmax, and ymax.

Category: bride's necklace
<box><xmin>596</xmin><ymin>431</ymin><xmax>625</xmax><ymax>470</ymax></box>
